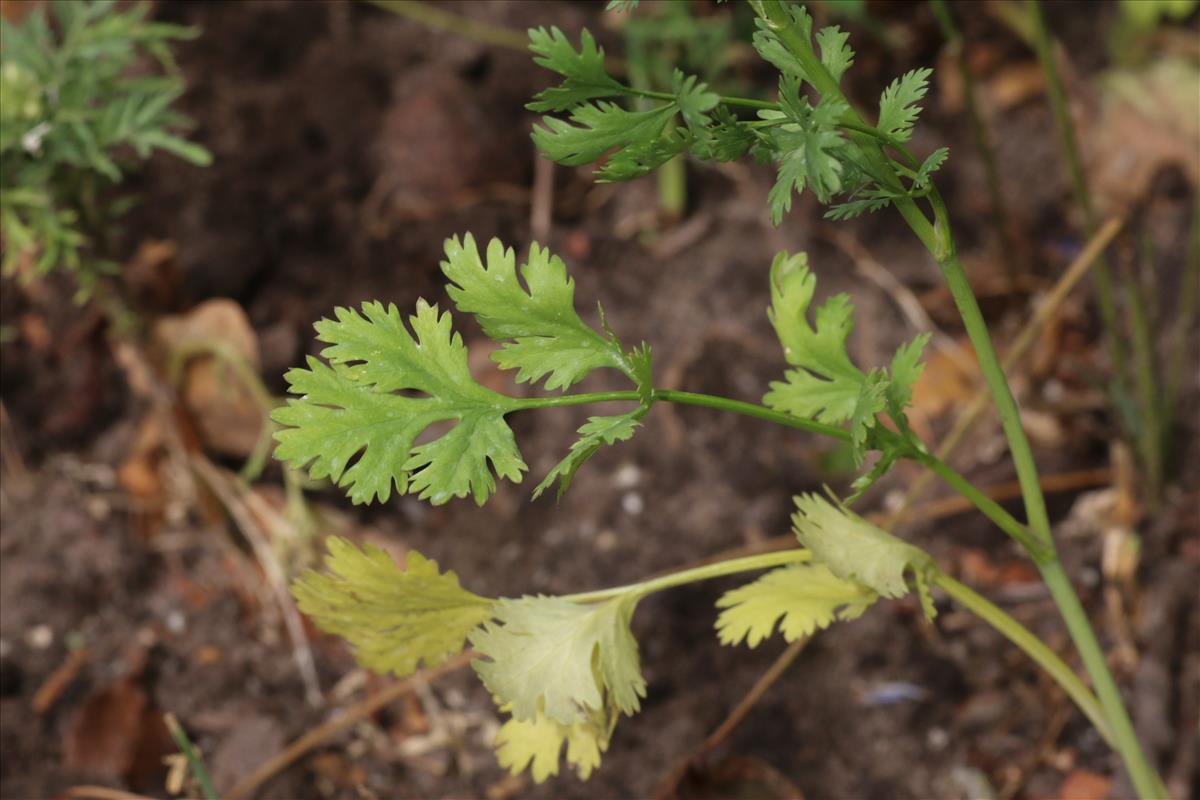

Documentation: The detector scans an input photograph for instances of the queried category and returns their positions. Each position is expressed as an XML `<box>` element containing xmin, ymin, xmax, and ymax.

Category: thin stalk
<box><xmin>929</xmin><ymin>0</ymin><xmax>1017</xmax><ymax>283</ymax></box>
<box><xmin>516</xmin><ymin>387</ymin><xmax>1036</xmax><ymax>553</ymax></box>
<box><xmin>509</xmin><ymin>390</ymin><xmax>642</xmax><ymax>411</ymax></box>
<box><xmin>1125</xmin><ymin>239</ymin><xmax>1163</xmax><ymax>505</ymax></box>
<box><xmin>654</xmin><ymin>388</ymin><xmax>853</xmax><ymax>441</ymax></box>
<box><xmin>163</xmin><ymin>713</ymin><xmax>220</xmax><ymax>800</ymax></box>
<box><xmin>747</xmin><ymin>4</ymin><xmax>1164</xmax><ymax>793</ymax></box>
<box><xmin>628</xmin><ymin>85</ymin><xmax>779</xmax><ymax>111</ymax></box>
<box><xmin>562</xmin><ymin>549</ymin><xmax>812</xmax><ymax>604</ymax></box>
<box><xmin>510</xmin><ymin>388</ymin><xmax>853</xmax><ymax>441</ymax></box>
<box><xmin>916</xmin><ymin>450</ymin><xmax>1050</xmax><ymax>560</ymax></box>
<box><xmin>932</xmin><ymin>573</ymin><xmax>1114</xmax><ymax>747</ymax></box>
<box><xmin>657</xmin><ymin>148</ymin><xmax>688</xmax><ymax>221</ymax></box>
<box><xmin>930</xmin><ymin>195</ymin><xmax>1165</xmax><ymax>798</ymax></box>
<box><xmin>927</xmin><ymin>202</ymin><xmax>1053</xmax><ymax>554</ymax></box>
<box><xmin>1026</xmin><ymin>0</ymin><xmax>1126</xmax><ymax>383</ymax></box>
<box><xmin>1039</xmin><ymin>561</ymin><xmax>1169</xmax><ymax>799</ymax></box>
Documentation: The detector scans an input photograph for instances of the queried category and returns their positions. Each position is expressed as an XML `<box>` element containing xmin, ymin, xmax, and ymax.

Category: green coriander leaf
<box><xmin>689</xmin><ymin>105</ymin><xmax>755</xmax><ymax>162</ymax></box>
<box><xmin>532</xmin><ymin>101</ymin><xmax>678</xmax><ymax>168</ymax></box>
<box><xmin>911</xmin><ymin>146</ymin><xmax>949</xmax><ymax>188</ymax></box>
<box><xmin>752</xmin><ymin>5</ymin><xmax>813</xmax><ymax>81</ymax></box>
<box><xmin>671</xmin><ymin>69</ymin><xmax>719</xmax><ymax>135</ymax></box>
<box><xmin>441</xmin><ymin>234</ymin><xmax>632</xmax><ymax>390</ymax></box>
<box><xmin>792</xmin><ymin>493</ymin><xmax>936</xmax><ymax>619</ymax></box>
<box><xmin>533</xmin><ymin>408</ymin><xmax>646</xmax><ymax>500</ymax></box>
<box><xmin>527</xmin><ymin>27</ymin><xmax>626</xmax><ymax>113</ymax></box>
<box><xmin>877</xmin><ymin>67</ymin><xmax>933</xmax><ymax>142</ymax></box>
<box><xmin>627</xmin><ymin>341</ymin><xmax>654</xmax><ymax>405</ymax></box>
<box><xmin>849</xmin><ymin>369</ymin><xmax>889</xmax><ymax>452</ymax></box>
<box><xmin>595</xmin><ymin>129</ymin><xmax>688</xmax><ymax>181</ymax></box>
<box><xmin>292</xmin><ymin>539</ymin><xmax>494</xmax><ymax>676</ymax></box>
<box><xmin>848</xmin><ymin>449</ymin><xmax>898</xmax><ymax>501</ymax></box>
<box><xmin>606</xmin><ymin>0</ymin><xmax>639</xmax><ymax>11</ymax></box>
<box><xmin>765</xmin><ymin>85</ymin><xmax>849</xmax><ymax>220</ymax></box>
<box><xmin>471</xmin><ymin>594</ymin><xmax>646</xmax><ymax>725</ymax></box>
<box><xmin>495</xmin><ymin>706</ymin><xmax>611</xmax><ymax>783</ymax></box>
<box><xmin>763</xmin><ymin>251</ymin><xmax>871</xmax><ymax>426</ymax></box>
<box><xmin>824</xmin><ymin>188</ymin><xmax>896</xmax><ymax>221</ymax></box>
<box><xmin>815</xmin><ymin>25</ymin><xmax>854</xmax><ymax>85</ymax></box>
<box><xmin>716</xmin><ymin>563</ymin><xmax>877</xmax><ymax>647</ymax></box>
<box><xmin>272</xmin><ymin>299</ymin><xmax>526</xmax><ymax>505</ymax></box>
<box><xmin>885</xmin><ymin>332</ymin><xmax>930</xmax><ymax>419</ymax></box>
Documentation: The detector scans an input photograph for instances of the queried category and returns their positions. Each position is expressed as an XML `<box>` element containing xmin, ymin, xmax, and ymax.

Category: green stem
<box><xmin>509</xmin><ymin>390</ymin><xmax>642</xmax><ymax>412</ymax></box>
<box><xmin>164</xmin><ymin>713</ymin><xmax>220</xmax><ymax>800</ymax></box>
<box><xmin>915</xmin><ymin>450</ymin><xmax>1050</xmax><ymax>560</ymax></box>
<box><xmin>654</xmin><ymin>388</ymin><xmax>852</xmax><ymax>441</ymax></box>
<box><xmin>515</xmin><ymin>387</ymin><xmax>1040</xmax><ymax>551</ymax></box>
<box><xmin>929</xmin><ymin>124</ymin><xmax>1165</xmax><ymax>800</ymax></box>
<box><xmin>933</xmin><ymin>572</ymin><xmax>1114</xmax><ymax>747</ymax></box>
<box><xmin>748</xmin><ymin>4</ymin><xmax>1164</xmax><ymax>794</ymax></box>
<box><xmin>628</xmin><ymin>85</ymin><xmax>779</xmax><ymax>111</ymax></box>
<box><xmin>1039</xmin><ymin>562</ymin><xmax>1169</xmax><ymax>799</ymax></box>
<box><xmin>563</xmin><ymin>549</ymin><xmax>812</xmax><ymax>604</ymax></box>
<box><xmin>928</xmin><ymin>225</ymin><xmax>1053</xmax><ymax>552</ymax></box>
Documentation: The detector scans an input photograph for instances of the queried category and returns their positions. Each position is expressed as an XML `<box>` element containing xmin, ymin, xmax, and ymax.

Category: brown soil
<box><xmin>1</xmin><ymin>2</ymin><xmax>1196</xmax><ymax>799</ymax></box>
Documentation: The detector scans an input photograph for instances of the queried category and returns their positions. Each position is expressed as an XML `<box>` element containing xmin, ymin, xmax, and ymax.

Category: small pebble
<box><xmin>613</xmin><ymin>463</ymin><xmax>641</xmax><ymax>489</ymax></box>
<box><xmin>25</xmin><ymin>625</ymin><xmax>53</xmax><ymax>650</ymax></box>
<box><xmin>166</xmin><ymin>611</ymin><xmax>187</xmax><ymax>635</ymax></box>
<box><xmin>621</xmin><ymin>492</ymin><xmax>644</xmax><ymax>516</ymax></box>
<box><xmin>595</xmin><ymin>530</ymin><xmax>618</xmax><ymax>553</ymax></box>
<box><xmin>927</xmin><ymin>727</ymin><xmax>949</xmax><ymax>751</ymax></box>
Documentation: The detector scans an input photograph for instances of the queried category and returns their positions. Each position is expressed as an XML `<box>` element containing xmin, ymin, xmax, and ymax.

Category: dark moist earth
<box><xmin>1</xmin><ymin>2</ymin><xmax>1197</xmax><ymax>799</ymax></box>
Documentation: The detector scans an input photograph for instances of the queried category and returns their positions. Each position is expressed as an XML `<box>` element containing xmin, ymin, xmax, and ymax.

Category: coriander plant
<box><xmin>275</xmin><ymin>2</ymin><xmax>1166</xmax><ymax>794</ymax></box>
<box><xmin>0</xmin><ymin>0</ymin><xmax>210</xmax><ymax>298</ymax></box>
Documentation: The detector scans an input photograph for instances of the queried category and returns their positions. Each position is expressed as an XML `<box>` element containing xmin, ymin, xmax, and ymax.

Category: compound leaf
<box><xmin>471</xmin><ymin>594</ymin><xmax>646</xmax><ymax>725</ymax></box>
<box><xmin>792</xmin><ymin>493</ymin><xmax>935</xmax><ymax>617</ymax></box>
<box><xmin>877</xmin><ymin>67</ymin><xmax>933</xmax><ymax>142</ymax></box>
<box><xmin>441</xmin><ymin>234</ymin><xmax>631</xmax><ymax>390</ymax></box>
<box><xmin>764</xmin><ymin>85</ymin><xmax>848</xmax><ymax>221</ymax></box>
<box><xmin>292</xmin><ymin>538</ymin><xmax>494</xmax><ymax>677</ymax></box>
<box><xmin>716</xmin><ymin>563</ymin><xmax>877</xmax><ymax>647</ymax></box>
<box><xmin>527</xmin><ymin>27</ymin><xmax>626</xmax><ymax>113</ymax></box>
<box><xmin>272</xmin><ymin>299</ymin><xmax>526</xmax><ymax>506</ymax></box>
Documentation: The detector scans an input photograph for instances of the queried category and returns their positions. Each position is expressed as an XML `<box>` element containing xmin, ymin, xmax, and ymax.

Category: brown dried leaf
<box><xmin>153</xmin><ymin>299</ymin><xmax>264</xmax><ymax>458</ymax></box>
<box><xmin>1056</xmin><ymin>768</ymin><xmax>1113</xmax><ymax>800</ymax></box>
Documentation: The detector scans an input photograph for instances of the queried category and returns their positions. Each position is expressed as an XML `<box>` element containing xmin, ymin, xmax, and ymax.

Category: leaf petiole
<box><xmin>562</xmin><ymin>549</ymin><xmax>813</xmax><ymax>605</ymax></box>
